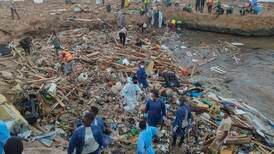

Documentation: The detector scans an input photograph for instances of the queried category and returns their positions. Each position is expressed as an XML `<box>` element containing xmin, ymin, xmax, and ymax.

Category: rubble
<box><xmin>0</xmin><ymin>1</ymin><xmax>273</xmax><ymax>154</ymax></box>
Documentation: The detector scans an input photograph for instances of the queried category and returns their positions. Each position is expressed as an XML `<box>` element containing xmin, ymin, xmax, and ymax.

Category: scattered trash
<box><xmin>231</xmin><ymin>42</ymin><xmax>244</xmax><ymax>46</ymax></box>
<box><xmin>210</xmin><ymin>66</ymin><xmax>226</xmax><ymax>74</ymax></box>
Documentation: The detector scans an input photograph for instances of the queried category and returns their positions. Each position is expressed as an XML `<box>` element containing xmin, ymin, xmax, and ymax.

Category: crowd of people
<box><xmin>0</xmin><ymin>0</ymin><xmax>237</xmax><ymax>154</ymax></box>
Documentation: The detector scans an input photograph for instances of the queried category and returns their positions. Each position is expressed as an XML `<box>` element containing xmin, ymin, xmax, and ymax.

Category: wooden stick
<box><xmin>112</xmin><ymin>32</ymin><xmax>119</xmax><ymax>46</ymax></box>
<box><xmin>258</xmin><ymin>146</ymin><xmax>269</xmax><ymax>154</ymax></box>
<box><xmin>190</xmin><ymin>64</ymin><xmax>197</xmax><ymax>78</ymax></box>
<box><xmin>252</xmin><ymin>140</ymin><xmax>274</xmax><ymax>152</ymax></box>
<box><xmin>24</xmin><ymin>77</ymin><xmax>58</xmax><ymax>84</ymax></box>
<box><xmin>201</xmin><ymin>116</ymin><xmax>218</xmax><ymax>128</ymax></box>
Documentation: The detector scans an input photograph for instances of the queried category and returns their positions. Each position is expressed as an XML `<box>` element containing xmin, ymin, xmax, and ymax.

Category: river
<box><xmin>159</xmin><ymin>30</ymin><xmax>274</xmax><ymax>121</ymax></box>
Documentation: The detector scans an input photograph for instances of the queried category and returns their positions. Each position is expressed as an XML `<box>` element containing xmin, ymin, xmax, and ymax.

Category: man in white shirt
<box><xmin>209</xmin><ymin>110</ymin><xmax>232</xmax><ymax>154</ymax></box>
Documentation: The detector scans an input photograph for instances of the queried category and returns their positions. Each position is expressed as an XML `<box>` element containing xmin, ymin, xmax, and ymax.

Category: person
<box><xmin>121</xmin><ymin>0</ymin><xmax>125</xmax><ymax>9</ymax></box>
<box><xmin>153</xmin><ymin>10</ymin><xmax>159</xmax><ymax>28</ymax></box>
<box><xmin>10</xmin><ymin>0</ymin><xmax>20</xmax><ymax>20</ymax></box>
<box><xmin>0</xmin><ymin>120</ymin><xmax>10</xmax><ymax>154</ymax></box>
<box><xmin>121</xmin><ymin>77</ymin><xmax>142</xmax><ymax>112</ymax></box>
<box><xmin>147</xmin><ymin>8</ymin><xmax>153</xmax><ymax>25</ymax></box>
<box><xmin>68</xmin><ymin>112</ymin><xmax>104</xmax><ymax>154</ymax></box>
<box><xmin>208</xmin><ymin>110</ymin><xmax>232</xmax><ymax>154</ymax></box>
<box><xmin>117</xmin><ymin>10</ymin><xmax>125</xmax><ymax>28</ymax></box>
<box><xmin>4</xmin><ymin>137</ymin><xmax>23</xmax><ymax>154</ymax></box>
<box><xmin>200</xmin><ymin>0</ymin><xmax>206</xmax><ymax>12</ymax></box>
<box><xmin>90</xmin><ymin>106</ymin><xmax>113</xmax><ymax>148</ymax></box>
<box><xmin>140</xmin><ymin>7</ymin><xmax>145</xmax><ymax>16</ymax></box>
<box><xmin>162</xmin><ymin>71</ymin><xmax>180</xmax><ymax>88</ymax></box>
<box><xmin>172</xmin><ymin>97</ymin><xmax>192</xmax><ymax>147</ymax></box>
<box><xmin>207</xmin><ymin>0</ymin><xmax>214</xmax><ymax>14</ymax></box>
<box><xmin>96</xmin><ymin>0</ymin><xmax>102</xmax><ymax>6</ymax></box>
<box><xmin>51</xmin><ymin>32</ymin><xmax>62</xmax><ymax>59</ymax></box>
<box><xmin>169</xmin><ymin>19</ymin><xmax>176</xmax><ymax>31</ymax></box>
<box><xmin>195</xmin><ymin>0</ymin><xmax>201</xmax><ymax>12</ymax></box>
<box><xmin>136</xmin><ymin>62</ymin><xmax>149</xmax><ymax>92</ymax></box>
<box><xmin>19</xmin><ymin>37</ymin><xmax>33</xmax><ymax>55</ymax></box>
<box><xmin>144</xmin><ymin>90</ymin><xmax>166</xmax><ymax>127</ymax></box>
<box><xmin>215</xmin><ymin>0</ymin><xmax>224</xmax><ymax>15</ymax></box>
<box><xmin>144</xmin><ymin>0</ymin><xmax>150</xmax><ymax>13</ymax></box>
<box><xmin>136</xmin><ymin>120</ymin><xmax>158</xmax><ymax>154</ymax></box>
<box><xmin>118</xmin><ymin>27</ymin><xmax>127</xmax><ymax>46</ymax></box>
<box><xmin>158</xmin><ymin>10</ymin><xmax>163</xmax><ymax>28</ymax></box>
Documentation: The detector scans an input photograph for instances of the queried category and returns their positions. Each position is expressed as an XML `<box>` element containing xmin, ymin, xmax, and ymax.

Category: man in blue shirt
<box><xmin>172</xmin><ymin>97</ymin><xmax>192</xmax><ymax>147</ymax></box>
<box><xmin>136</xmin><ymin>120</ymin><xmax>158</xmax><ymax>154</ymax></box>
<box><xmin>0</xmin><ymin>120</ymin><xmax>10</xmax><ymax>154</ymax></box>
<box><xmin>136</xmin><ymin>62</ymin><xmax>148</xmax><ymax>92</ymax></box>
<box><xmin>145</xmin><ymin>90</ymin><xmax>166</xmax><ymax>127</ymax></box>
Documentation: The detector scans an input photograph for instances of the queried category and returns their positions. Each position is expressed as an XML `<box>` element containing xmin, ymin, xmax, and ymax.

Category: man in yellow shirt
<box><xmin>209</xmin><ymin>110</ymin><xmax>232</xmax><ymax>154</ymax></box>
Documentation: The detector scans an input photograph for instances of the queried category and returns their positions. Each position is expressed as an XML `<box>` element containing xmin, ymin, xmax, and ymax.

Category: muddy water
<box><xmin>183</xmin><ymin>30</ymin><xmax>274</xmax><ymax>49</ymax></box>
<box><xmin>162</xmin><ymin>30</ymin><xmax>274</xmax><ymax>121</ymax></box>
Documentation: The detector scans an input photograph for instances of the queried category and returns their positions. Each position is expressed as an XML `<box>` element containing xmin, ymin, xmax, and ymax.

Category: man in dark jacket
<box><xmin>68</xmin><ymin>112</ymin><xmax>104</xmax><ymax>154</ymax></box>
<box><xmin>136</xmin><ymin>62</ymin><xmax>148</xmax><ymax>92</ymax></box>
<box><xmin>172</xmin><ymin>97</ymin><xmax>192</xmax><ymax>147</ymax></box>
<box><xmin>144</xmin><ymin>90</ymin><xmax>166</xmax><ymax>127</ymax></box>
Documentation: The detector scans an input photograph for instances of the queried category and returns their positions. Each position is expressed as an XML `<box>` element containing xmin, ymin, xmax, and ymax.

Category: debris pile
<box><xmin>0</xmin><ymin>26</ymin><xmax>273</xmax><ymax>154</ymax></box>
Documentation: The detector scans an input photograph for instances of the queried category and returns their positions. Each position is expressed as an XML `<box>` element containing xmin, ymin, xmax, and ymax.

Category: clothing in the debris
<box><xmin>0</xmin><ymin>121</ymin><xmax>10</xmax><ymax>154</ymax></box>
<box><xmin>136</xmin><ymin>126</ymin><xmax>158</xmax><ymax>154</ymax></box>
<box><xmin>163</xmin><ymin>71</ymin><xmax>180</xmax><ymax>88</ymax></box>
<box><xmin>209</xmin><ymin>116</ymin><xmax>232</xmax><ymax>153</ymax></box>
<box><xmin>118</xmin><ymin>27</ymin><xmax>127</xmax><ymax>46</ymax></box>
<box><xmin>68</xmin><ymin>125</ymin><xmax>103</xmax><ymax>154</ymax></box>
<box><xmin>145</xmin><ymin>98</ymin><xmax>166</xmax><ymax>127</ymax></box>
<box><xmin>136</xmin><ymin>66</ymin><xmax>148</xmax><ymax>89</ymax></box>
<box><xmin>10</xmin><ymin>0</ymin><xmax>20</xmax><ymax>20</ymax></box>
<box><xmin>172</xmin><ymin>104</ymin><xmax>192</xmax><ymax>145</ymax></box>
<box><xmin>4</xmin><ymin>137</ymin><xmax>23</xmax><ymax>154</ymax></box>
<box><xmin>122</xmin><ymin>77</ymin><xmax>142</xmax><ymax>112</ymax></box>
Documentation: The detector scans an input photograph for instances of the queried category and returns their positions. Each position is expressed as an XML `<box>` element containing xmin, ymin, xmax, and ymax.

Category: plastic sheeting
<box><xmin>208</xmin><ymin>92</ymin><xmax>274</xmax><ymax>146</ymax></box>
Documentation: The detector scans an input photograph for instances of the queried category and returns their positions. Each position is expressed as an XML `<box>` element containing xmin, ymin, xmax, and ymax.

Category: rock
<box><xmin>0</xmin><ymin>71</ymin><xmax>13</xmax><ymax>80</ymax></box>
